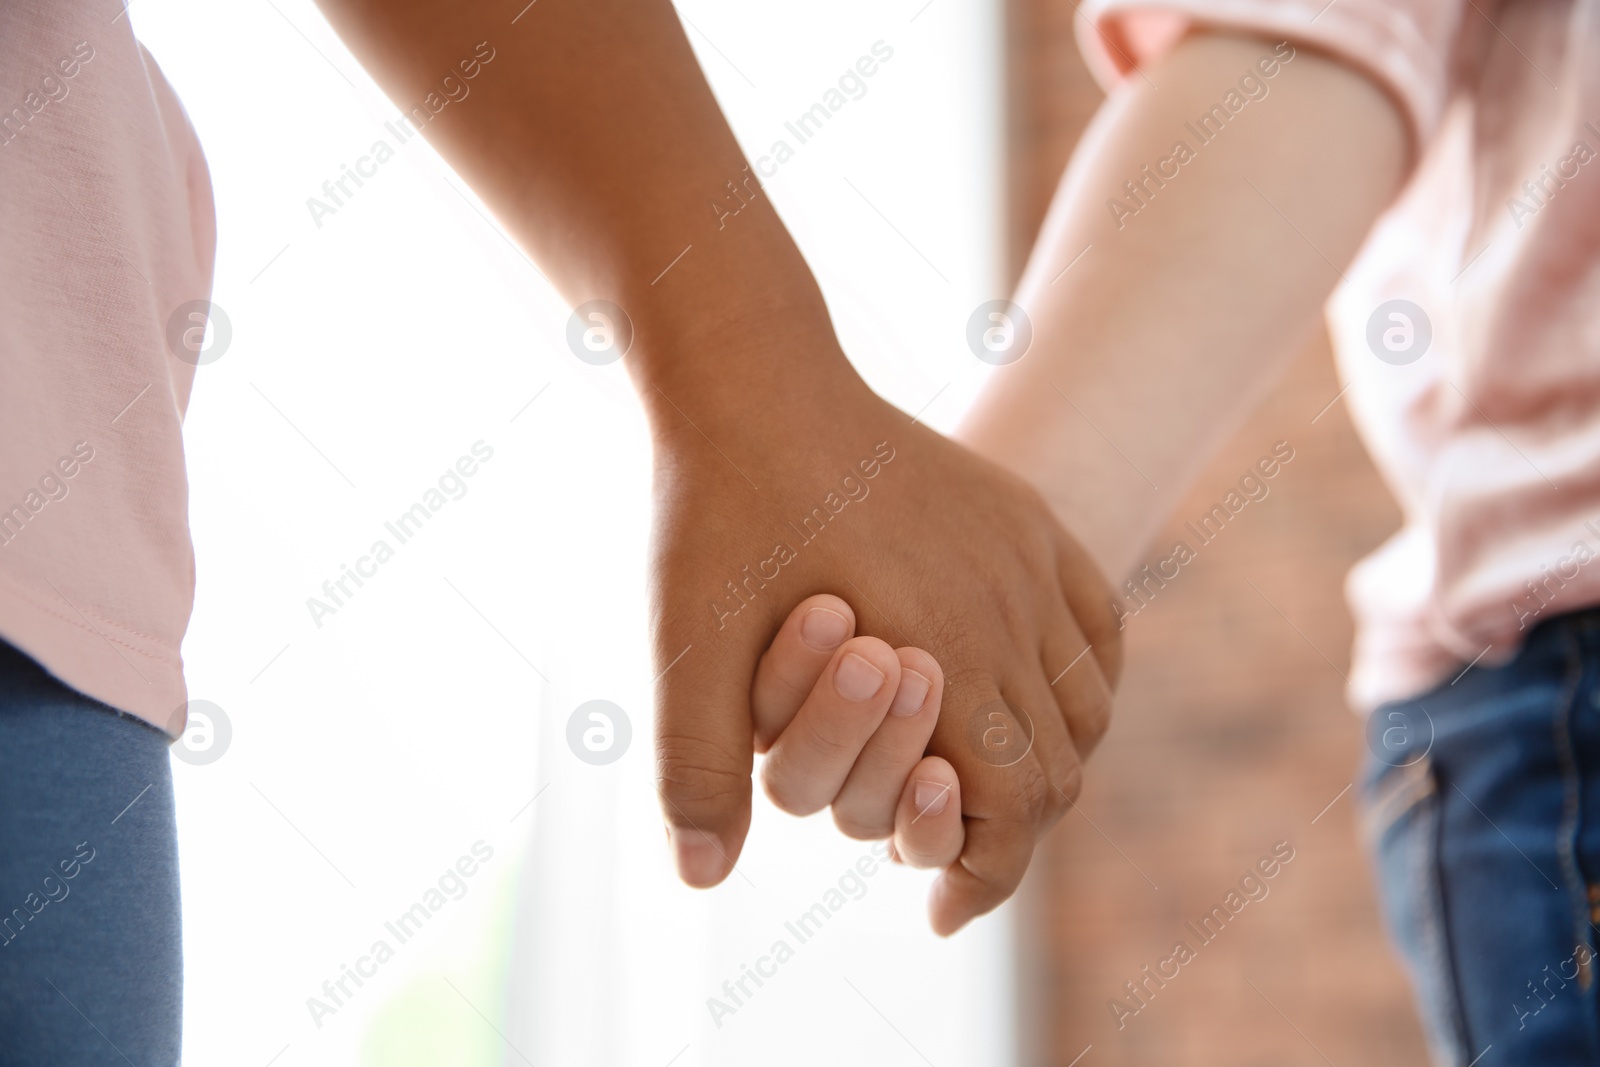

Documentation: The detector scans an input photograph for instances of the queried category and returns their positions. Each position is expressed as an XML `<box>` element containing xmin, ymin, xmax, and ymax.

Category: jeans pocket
<box><xmin>1362</xmin><ymin>755</ymin><xmax>1470</xmax><ymax>1067</ymax></box>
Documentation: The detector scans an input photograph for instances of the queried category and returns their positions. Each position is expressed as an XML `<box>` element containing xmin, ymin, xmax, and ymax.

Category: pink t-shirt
<box><xmin>1081</xmin><ymin>0</ymin><xmax>1600</xmax><ymax>707</ymax></box>
<box><xmin>4</xmin><ymin>0</ymin><xmax>1594</xmax><ymax>731</ymax></box>
<box><xmin>1</xmin><ymin>2</ymin><xmax>214</xmax><ymax>733</ymax></box>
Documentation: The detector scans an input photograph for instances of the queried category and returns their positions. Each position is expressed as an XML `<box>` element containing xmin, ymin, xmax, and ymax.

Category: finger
<box><xmin>894</xmin><ymin>756</ymin><xmax>963</xmax><ymax>869</ymax></box>
<box><xmin>929</xmin><ymin>662</ymin><xmax>1084</xmax><ymax>933</ymax></box>
<box><xmin>928</xmin><ymin>806</ymin><xmax>1036</xmax><ymax>936</ymax></box>
<box><xmin>1004</xmin><ymin>668</ymin><xmax>1085</xmax><ymax>820</ymax></box>
<box><xmin>1039</xmin><ymin>604</ymin><xmax>1114</xmax><ymax>759</ymax></box>
<box><xmin>832</xmin><ymin>647</ymin><xmax>943</xmax><ymax>839</ymax></box>
<box><xmin>750</xmin><ymin>593</ymin><xmax>856</xmax><ymax>751</ymax></box>
<box><xmin>927</xmin><ymin>685</ymin><xmax>1053</xmax><ymax>936</ymax></box>
<box><xmin>1055</xmin><ymin>526</ymin><xmax>1125</xmax><ymax>687</ymax></box>
<box><xmin>761</xmin><ymin>636</ymin><xmax>901</xmax><ymax>816</ymax></box>
<box><xmin>652</xmin><ymin>574</ymin><xmax>772</xmax><ymax>891</ymax></box>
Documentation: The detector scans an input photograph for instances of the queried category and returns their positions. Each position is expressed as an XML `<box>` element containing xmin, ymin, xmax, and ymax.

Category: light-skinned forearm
<box><xmin>958</xmin><ymin>31</ymin><xmax>1407</xmax><ymax>581</ymax></box>
<box><xmin>313</xmin><ymin>0</ymin><xmax>848</xmax><ymax>427</ymax></box>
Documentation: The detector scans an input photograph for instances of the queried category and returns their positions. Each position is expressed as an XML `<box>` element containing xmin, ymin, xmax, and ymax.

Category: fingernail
<box><xmin>834</xmin><ymin>652</ymin><xmax>886</xmax><ymax>702</ymax></box>
<box><xmin>914</xmin><ymin>779</ymin><xmax>951</xmax><ymax>817</ymax></box>
<box><xmin>670</xmin><ymin>827</ymin><xmax>726</xmax><ymax>888</ymax></box>
<box><xmin>890</xmin><ymin>669</ymin><xmax>931</xmax><ymax>717</ymax></box>
<box><xmin>800</xmin><ymin>607</ymin><xmax>850</xmax><ymax>651</ymax></box>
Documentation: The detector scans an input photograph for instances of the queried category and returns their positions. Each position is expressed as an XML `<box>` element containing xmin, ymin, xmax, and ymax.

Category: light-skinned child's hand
<box><xmin>752</xmin><ymin>593</ymin><xmax>963</xmax><ymax>871</ymax></box>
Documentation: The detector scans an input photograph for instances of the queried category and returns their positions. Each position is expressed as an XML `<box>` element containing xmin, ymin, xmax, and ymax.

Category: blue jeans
<box><xmin>0</xmin><ymin>638</ymin><xmax>181</xmax><ymax>1065</ymax></box>
<box><xmin>1364</xmin><ymin>609</ymin><xmax>1600</xmax><ymax>1065</ymax></box>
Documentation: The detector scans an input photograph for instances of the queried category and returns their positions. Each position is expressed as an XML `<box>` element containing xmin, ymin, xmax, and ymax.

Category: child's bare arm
<box><xmin>960</xmin><ymin>30</ymin><xmax>1408</xmax><ymax>579</ymax></box>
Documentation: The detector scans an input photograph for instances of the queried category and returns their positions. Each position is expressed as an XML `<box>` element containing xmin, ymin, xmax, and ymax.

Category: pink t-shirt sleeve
<box><xmin>1076</xmin><ymin>0</ymin><xmax>1466</xmax><ymax>156</ymax></box>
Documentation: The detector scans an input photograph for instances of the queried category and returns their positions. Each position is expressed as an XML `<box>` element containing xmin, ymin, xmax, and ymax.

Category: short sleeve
<box><xmin>1076</xmin><ymin>0</ymin><xmax>1466</xmax><ymax>154</ymax></box>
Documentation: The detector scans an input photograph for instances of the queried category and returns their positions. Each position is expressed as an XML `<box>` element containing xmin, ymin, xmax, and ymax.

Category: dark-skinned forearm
<box><xmin>313</xmin><ymin>0</ymin><xmax>852</xmax><ymax>421</ymax></box>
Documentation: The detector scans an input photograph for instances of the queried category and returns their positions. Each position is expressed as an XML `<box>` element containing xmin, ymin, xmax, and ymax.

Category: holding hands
<box><xmin>752</xmin><ymin>593</ymin><xmax>962</xmax><ymax>872</ymax></box>
<box><xmin>643</xmin><ymin>366</ymin><xmax>1122</xmax><ymax>934</ymax></box>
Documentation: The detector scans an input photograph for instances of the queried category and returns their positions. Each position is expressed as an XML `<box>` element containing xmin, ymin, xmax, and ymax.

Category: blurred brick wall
<box><xmin>1002</xmin><ymin>5</ymin><xmax>1432</xmax><ymax>1064</ymax></box>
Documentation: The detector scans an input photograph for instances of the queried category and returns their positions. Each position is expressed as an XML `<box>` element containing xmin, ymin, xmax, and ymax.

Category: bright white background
<box><xmin>129</xmin><ymin>0</ymin><xmax>1017</xmax><ymax>1063</ymax></box>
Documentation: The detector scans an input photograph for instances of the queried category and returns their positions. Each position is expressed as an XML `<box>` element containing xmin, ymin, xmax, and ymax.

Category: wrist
<box><xmin>626</xmin><ymin>302</ymin><xmax>866</xmax><ymax>449</ymax></box>
<box><xmin>646</xmin><ymin>317</ymin><xmax>853</xmax><ymax>407</ymax></box>
<box><xmin>596</xmin><ymin>203</ymin><xmax>857</xmax><ymax>428</ymax></box>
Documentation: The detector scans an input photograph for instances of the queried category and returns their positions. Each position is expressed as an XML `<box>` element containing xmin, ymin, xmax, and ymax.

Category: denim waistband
<box><xmin>1518</xmin><ymin>606</ymin><xmax>1600</xmax><ymax>668</ymax></box>
<box><xmin>1384</xmin><ymin>607</ymin><xmax>1600</xmax><ymax>717</ymax></box>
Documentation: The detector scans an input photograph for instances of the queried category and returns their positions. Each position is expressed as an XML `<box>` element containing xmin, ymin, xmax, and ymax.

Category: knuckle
<box><xmin>832</xmin><ymin>806</ymin><xmax>890</xmax><ymax>841</ymax></box>
<box><xmin>913</xmin><ymin>608</ymin><xmax>983</xmax><ymax>671</ymax></box>
<box><xmin>962</xmin><ymin>852</ymin><xmax>1023</xmax><ymax>902</ymax></box>
<box><xmin>977</xmin><ymin>575</ymin><xmax>1030</xmax><ymax>644</ymax></box>
<box><xmin>1072</xmin><ymin>683</ymin><xmax>1114</xmax><ymax>752</ymax></box>
<box><xmin>759</xmin><ymin>758</ymin><xmax>823</xmax><ymax>817</ymax></box>
<box><xmin>1095</xmin><ymin>623</ymin><xmax>1126</xmax><ymax>686</ymax></box>
<box><xmin>939</xmin><ymin>662</ymin><xmax>992</xmax><ymax>698</ymax></box>
<box><xmin>1036</xmin><ymin>732</ymin><xmax>1083</xmax><ymax>818</ymax></box>
<box><xmin>1051</xmin><ymin>759</ymin><xmax>1083</xmax><ymax>812</ymax></box>
<box><xmin>803</xmin><ymin>710</ymin><xmax>865</xmax><ymax>758</ymax></box>
<box><xmin>655</xmin><ymin>733</ymin><xmax>751</xmax><ymax>812</ymax></box>
<box><xmin>1000</xmin><ymin>757</ymin><xmax>1053</xmax><ymax>826</ymax></box>
<box><xmin>1080</xmin><ymin>601</ymin><xmax>1126</xmax><ymax>687</ymax></box>
<box><xmin>897</xmin><ymin>645</ymin><xmax>941</xmax><ymax>678</ymax></box>
<box><xmin>846</xmin><ymin>634</ymin><xmax>898</xmax><ymax>661</ymax></box>
<box><xmin>757</xmin><ymin>663</ymin><xmax>814</xmax><ymax>716</ymax></box>
<box><xmin>759</xmin><ymin>775</ymin><xmax>807</xmax><ymax>816</ymax></box>
<box><xmin>845</xmin><ymin>738</ymin><xmax>897</xmax><ymax>779</ymax></box>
